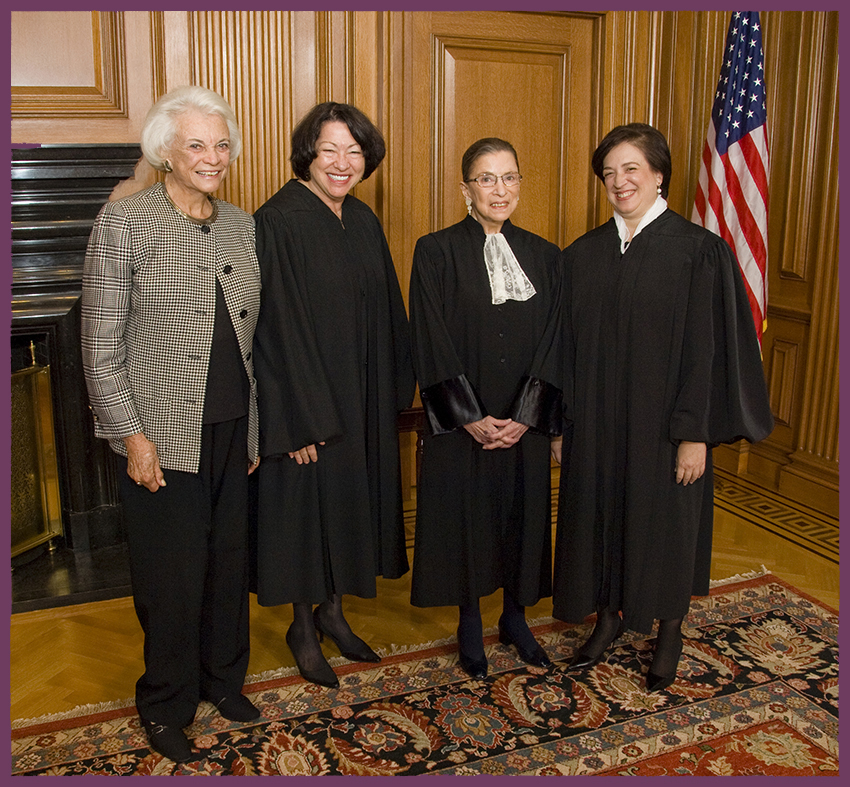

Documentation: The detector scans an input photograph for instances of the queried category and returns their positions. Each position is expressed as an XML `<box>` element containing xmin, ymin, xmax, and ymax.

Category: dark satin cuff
<box><xmin>508</xmin><ymin>376</ymin><xmax>564</xmax><ymax>436</ymax></box>
<box><xmin>420</xmin><ymin>375</ymin><xmax>487</xmax><ymax>435</ymax></box>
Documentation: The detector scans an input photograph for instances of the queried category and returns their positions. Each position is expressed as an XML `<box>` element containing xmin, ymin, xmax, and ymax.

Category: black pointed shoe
<box><xmin>313</xmin><ymin>607</ymin><xmax>381</xmax><ymax>663</ymax></box>
<box><xmin>568</xmin><ymin>617</ymin><xmax>625</xmax><ymax>670</ymax></box>
<box><xmin>646</xmin><ymin>670</ymin><xmax>677</xmax><ymax>693</ymax></box>
<box><xmin>286</xmin><ymin>624</ymin><xmax>340</xmax><ymax>689</ymax></box>
<box><xmin>203</xmin><ymin>692</ymin><xmax>261</xmax><ymax>722</ymax></box>
<box><xmin>498</xmin><ymin>623</ymin><xmax>552</xmax><ymax>668</ymax></box>
<box><xmin>646</xmin><ymin>637</ymin><xmax>683</xmax><ymax>693</ymax></box>
<box><xmin>142</xmin><ymin>719</ymin><xmax>194</xmax><ymax>764</ymax></box>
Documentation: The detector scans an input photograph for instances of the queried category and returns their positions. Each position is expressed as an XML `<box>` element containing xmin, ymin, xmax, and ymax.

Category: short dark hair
<box><xmin>591</xmin><ymin>123</ymin><xmax>671</xmax><ymax>198</ymax></box>
<box><xmin>461</xmin><ymin>138</ymin><xmax>519</xmax><ymax>182</ymax></box>
<box><xmin>290</xmin><ymin>102</ymin><xmax>386</xmax><ymax>181</ymax></box>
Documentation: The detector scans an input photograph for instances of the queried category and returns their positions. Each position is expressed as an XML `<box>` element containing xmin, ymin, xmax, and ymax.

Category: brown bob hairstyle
<box><xmin>290</xmin><ymin>101</ymin><xmax>386</xmax><ymax>182</ymax></box>
<box><xmin>590</xmin><ymin>123</ymin><xmax>672</xmax><ymax>199</ymax></box>
<box><xmin>461</xmin><ymin>137</ymin><xmax>519</xmax><ymax>182</ymax></box>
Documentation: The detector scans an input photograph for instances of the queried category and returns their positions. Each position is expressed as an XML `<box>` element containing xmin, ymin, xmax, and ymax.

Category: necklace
<box><xmin>162</xmin><ymin>184</ymin><xmax>218</xmax><ymax>225</ymax></box>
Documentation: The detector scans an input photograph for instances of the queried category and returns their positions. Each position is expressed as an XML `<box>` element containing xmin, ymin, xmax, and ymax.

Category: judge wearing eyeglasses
<box><xmin>408</xmin><ymin>138</ymin><xmax>563</xmax><ymax>678</ymax></box>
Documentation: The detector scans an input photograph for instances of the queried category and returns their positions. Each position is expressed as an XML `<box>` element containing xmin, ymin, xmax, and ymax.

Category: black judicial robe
<box><xmin>409</xmin><ymin>216</ymin><xmax>562</xmax><ymax>608</ymax></box>
<box><xmin>250</xmin><ymin>179</ymin><xmax>414</xmax><ymax>605</ymax></box>
<box><xmin>553</xmin><ymin>209</ymin><xmax>774</xmax><ymax>634</ymax></box>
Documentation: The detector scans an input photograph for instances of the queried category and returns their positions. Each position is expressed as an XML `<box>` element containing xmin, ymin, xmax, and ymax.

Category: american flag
<box><xmin>692</xmin><ymin>11</ymin><xmax>769</xmax><ymax>343</ymax></box>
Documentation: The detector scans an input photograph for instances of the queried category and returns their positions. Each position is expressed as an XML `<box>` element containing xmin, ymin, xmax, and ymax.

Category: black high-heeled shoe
<box><xmin>568</xmin><ymin>615</ymin><xmax>625</xmax><ymax>670</ymax></box>
<box><xmin>646</xmin><ymin>635</ymin><xmax>683</xmax><ymax>692</ymax></box>
<box><xmin>286</xmin><ymin>623</ymin><xmax>340</xmax><ymax>689</ymax></box>
<box><xmin>498</xmin><ymin>622</ymin><xmax>552</xmax><ymax>668</ymax></box>
<box><xmin>313</xmin><ymin>607</ymin><xmax>381</xmax><ymax>663</ymax></box>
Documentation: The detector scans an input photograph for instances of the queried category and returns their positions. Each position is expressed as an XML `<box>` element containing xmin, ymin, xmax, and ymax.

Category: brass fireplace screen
<box><xmin>11</xmin><ymin>357</ymin><xmax>63</xmax><ymax>557</ymax></box>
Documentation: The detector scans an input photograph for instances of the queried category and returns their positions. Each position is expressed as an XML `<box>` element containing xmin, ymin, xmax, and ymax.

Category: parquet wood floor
<box><xmin>9</xmin><ymin>505</ymin><xmax>838</xmax><ymax>723</ymax></box>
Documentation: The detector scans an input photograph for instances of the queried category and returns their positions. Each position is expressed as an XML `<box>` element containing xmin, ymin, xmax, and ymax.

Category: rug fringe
<box><xmin>709</xmin><ymin>565</ymin><xmax>769</xmax><ymax>587</ymax></box>
<box><xmin>11</xmin><ymin>697</ymin><xmax>135</xmax><ymax>729</ymax></box>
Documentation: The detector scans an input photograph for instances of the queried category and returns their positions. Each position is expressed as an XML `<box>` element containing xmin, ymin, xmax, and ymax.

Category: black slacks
<box><xmin>119</xmin><ymin>416</ymin><xmax>251</xmax><ymax>728</ymax></box>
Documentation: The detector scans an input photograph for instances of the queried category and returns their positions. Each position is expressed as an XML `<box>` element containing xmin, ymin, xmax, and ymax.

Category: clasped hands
<box><xmin>464</xmin><ymin>415</ymin><xmax>528</xmax><ymax>450</ymax></box>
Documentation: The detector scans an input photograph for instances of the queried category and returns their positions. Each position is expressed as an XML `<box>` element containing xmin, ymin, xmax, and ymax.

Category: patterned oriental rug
<box><xmin>11</xmin><ymin>572</ymin><xmax>838</xmax><ymax>776</ymax></box>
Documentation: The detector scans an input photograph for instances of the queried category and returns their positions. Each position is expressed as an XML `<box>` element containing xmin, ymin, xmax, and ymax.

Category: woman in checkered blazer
<box><xmin>81</xmin><ymin>86</ymin><xmax>262</xmax><ymax>764</ymax></box>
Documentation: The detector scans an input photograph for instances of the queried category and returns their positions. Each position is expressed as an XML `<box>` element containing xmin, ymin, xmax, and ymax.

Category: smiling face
<box><xmin>460</xmin><ymin>150</ymin><xmax>521</xmax><ymax>234</ymax></box>
<box><xmin>601</xmin><ymin>142</ymin><xmax>663</xmax><ymax>230</ymax></box>
<box><xmin>304</xmin><ymin>120</ymin><xmax>366</xmax><ymax>215</ymax></box>
<box><xmin>165</xmin><ymin>110</ymin><xmax>231</xmax><ymax>203</ymax></box>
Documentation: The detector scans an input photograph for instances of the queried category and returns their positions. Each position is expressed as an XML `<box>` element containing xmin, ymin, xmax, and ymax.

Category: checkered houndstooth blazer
<box><xmin>81</xmin><ymin>182</ymin><xmax>261</xmax><ymax>474</ymax></box>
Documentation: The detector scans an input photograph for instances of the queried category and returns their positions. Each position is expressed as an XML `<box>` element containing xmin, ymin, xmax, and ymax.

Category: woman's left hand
<box><xmin>248</xmin><ymin>457</ymin><xmax>261</xmax><ymax>475</ymax></box>
<box><xmin>675</xmin><ymin>441</ymin><xmax>707</xmax><ymax>485</ymax></box>
<box><xmin>550</xmin><ymin>436</ymin><xmax>563</xmax><ymax>464</ymax></box>
<box><xmin>483</xmin><ymin>420</ymin><xmax>529</xmax><ymax>450</ymax></box>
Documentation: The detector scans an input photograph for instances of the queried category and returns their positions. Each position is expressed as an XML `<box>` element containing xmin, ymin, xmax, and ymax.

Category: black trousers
<box><xmin>119</xmin><ymin>416</ymin><xmax>251</xmax><ymax>728</ymax></box>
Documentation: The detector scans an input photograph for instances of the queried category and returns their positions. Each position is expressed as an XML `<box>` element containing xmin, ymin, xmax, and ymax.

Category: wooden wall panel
<box><xmin>9</xmin><ymin>9</ymin><xmax>840</xmax><ymax>519</ymax></box>
<box><xmin>11</xmin><ymin>11</ymin><xmax>127</xmax><ymax>119</ymax></box>
<box><xmin>11</xmin><ymin>12</ymin><xmax>97</xmax><ymax>88</ymax></box>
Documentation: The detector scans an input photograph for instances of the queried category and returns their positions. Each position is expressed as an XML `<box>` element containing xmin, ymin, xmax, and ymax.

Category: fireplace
<box><xmin>11</xmin><ymin>144</ymin><xmax>143</xmax><ymax>554</ymax></box>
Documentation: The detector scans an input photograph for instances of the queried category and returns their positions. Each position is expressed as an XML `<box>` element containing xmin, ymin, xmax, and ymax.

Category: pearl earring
<box><xmin>465</xmin><ymin>197</ymin><xmax>472</xmax><ymax>215</ymax></box>
<box><xmin>657</xmin><ymin>186</ymin><xmax>662</xmax><ymax>194</ymax></box>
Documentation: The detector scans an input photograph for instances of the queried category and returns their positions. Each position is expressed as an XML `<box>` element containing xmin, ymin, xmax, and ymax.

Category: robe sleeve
<box><xmin>558</xmin><ymin>245</ymin><xmax>576</xmax><ymax>428</ymax></box>
<box><xmin>506</xmin><ymin>240</ymin><xmax>564</xmax><ymax>435</ymax></box>
<box><xmin>377</xmin><ymin>223</ymin><xmax>416</xmax><ymax>412</ymax></box>
<box><xmin>669</xmin><ymin>235</ymin><xmax>774</xmax><ymax>447</ymax></box>
<box><xmin>252</xmin><ymin>207</ymin><xmax>344</xmax><ymax>456</ymax></box>
<box><xmin>409</xmin><ymin>234</ymin><xmax>487</xmax><ymax>434</ymax></box>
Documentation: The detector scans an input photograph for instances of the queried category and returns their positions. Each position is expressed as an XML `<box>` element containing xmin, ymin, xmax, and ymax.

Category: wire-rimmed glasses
<box><xmin>465</xmin><ymin>172</ymin><xmax>522</xmax><ymax>189</ymax></box>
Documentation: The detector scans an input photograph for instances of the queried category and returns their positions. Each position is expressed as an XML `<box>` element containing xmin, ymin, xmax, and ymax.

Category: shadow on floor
<box><xmin>11</xmin><ymin>542</ymin><xmax>132</xmax><ymax>614</ymax></box>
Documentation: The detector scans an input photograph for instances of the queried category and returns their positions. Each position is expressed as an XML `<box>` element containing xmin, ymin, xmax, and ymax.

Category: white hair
<box><xmin>140</xmin><ymin>85</ymin><xmax>242</xmax><ymax>171</ymax></box>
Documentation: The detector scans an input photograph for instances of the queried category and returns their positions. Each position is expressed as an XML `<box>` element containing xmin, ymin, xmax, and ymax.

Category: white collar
<box><xmin>614</xmin><ymin>195</ymin><xmax>668</xmax><ymax>254</ymax></box>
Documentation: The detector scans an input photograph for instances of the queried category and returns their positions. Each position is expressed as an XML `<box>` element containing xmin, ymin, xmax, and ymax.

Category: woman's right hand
<box><xmin>464</xmin><ymin>416</ymin><xmax>513</xmax><ymax>447</ymax></box>
<box><xmin>124</xmin><ymin>432</ymin><xmax>166</xmax><ymax>492</ymax></box>
<box><xmin>288</xmin><ymin>442</ymin><xmax>326</xmax><ymax>465</ymax></box>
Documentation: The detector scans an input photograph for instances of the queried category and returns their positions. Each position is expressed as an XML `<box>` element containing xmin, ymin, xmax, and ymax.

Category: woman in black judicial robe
<box><xmin>409</xmin><ymin>138</ymin><xmax>562</xmax><ymax>678</ymax></box>
<box><xmin>552</xmin><ymin>124</ymin><xmax>774</xmax><ymax>692</ymax></box>
<box><xmin>251</xmin><ymin>102</ymin><xmax>414</xmax><ymax>688</ymax></box>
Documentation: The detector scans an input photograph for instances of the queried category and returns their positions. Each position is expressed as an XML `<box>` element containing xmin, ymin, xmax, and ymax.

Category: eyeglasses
<box><xmin>465</xmin><ymin>172</ymin><xmax>522</xmax><ymax>189</ymax></box>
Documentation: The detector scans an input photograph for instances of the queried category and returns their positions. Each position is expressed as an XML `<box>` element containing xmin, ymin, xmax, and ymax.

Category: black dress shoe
<box><xmin>142</xmin><ymin>719</ymin><xmax>194</xmax><ymax>764</ymax></box>
<box><xmin>568</xmin><ymin>617</ymin><xmax>625</xmax><ymax>670</ymax></box>
<box><xmin>646</xmin><ymin>637</ymin><xmax>683</xmax><ymax>693</ymax></box>
<box><xmin>458</xmin><ymin>648</ymin><xmax>488</xmax><ymax>679</ymax></box>
<box><xmin>286</xmin><ymin>624</ymin><xmax>340</xmax><ymax>689</ymax></box>
<box><xmin>203</xmin><ymin>692</ymin><xmax>261</xmax><ymax>722</ymax></box>
<box><xmin>313</xmin><ymin>607</ymin><xmax>381</xmax><ymax>663</ymax></box>
<box><xmin>646</xmin><ymin>670</ymin><xmax>677</xmax><ymax>693</ymax></box>
<box><xmin>498</xmin><ymin>623</ymin><xmax>553</xmax><ymax>668</ymax></box>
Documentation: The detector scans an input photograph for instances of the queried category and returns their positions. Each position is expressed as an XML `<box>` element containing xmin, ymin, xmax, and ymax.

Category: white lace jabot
<box><xmin>483</xmin><ymin>232</ymin><xmax>536</xmax><ymax>305</ymax></box>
